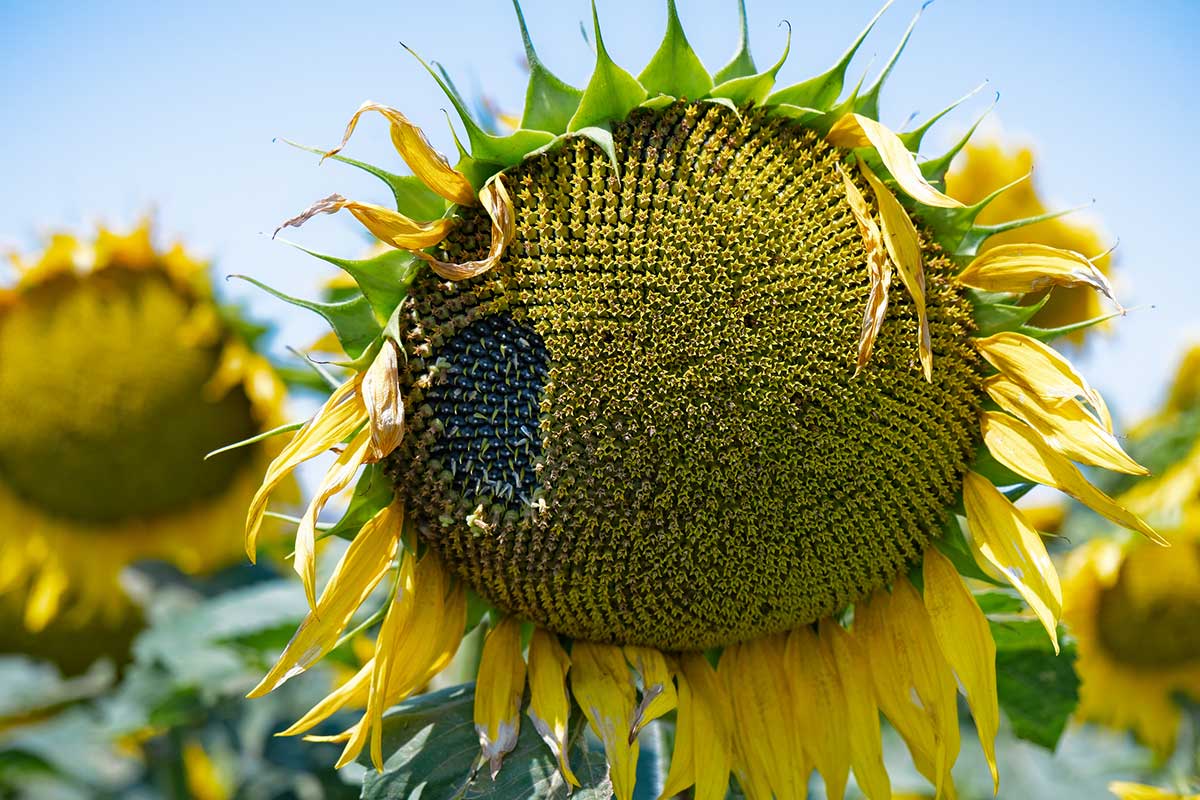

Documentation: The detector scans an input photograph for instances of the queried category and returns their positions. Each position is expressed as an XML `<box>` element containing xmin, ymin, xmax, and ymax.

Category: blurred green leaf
<box><xmin>991</xmin><ymin>618</ymin><xmax>1079</xmax><ymax>750</ymax></box>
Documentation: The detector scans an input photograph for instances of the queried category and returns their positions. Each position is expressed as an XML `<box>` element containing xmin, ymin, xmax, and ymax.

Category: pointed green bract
<box><xmin>766</xmin><ymin>0</ymin><xmax>892</xmax><ymax>110</ymax></box>
<box><xmin>956</xmin><ymin>204</ymin><xmax>1094</xmax><ymax>259</ymax></box>
<box><xmin>708</xmin><ymin>21</ymin><xmax>790</xmax><ymax>106</ymax></box>
<box><xmin>856</xmin><ymin>2</ymin><xmax>926</xmax><ymax>119</ymax></box>
<box><xmin>567</xmin><ymin>2</ymin><xmax>648</xmax><ymax>132</ymax></box>
<box><xmin>898</xmin><ymin>83</ymin><xmax>990</xmax><ymax>151</ymax></box>
<box><xmin>288</xmin><ymin>243</ymin><xmax>421</xmax><ymax>321</ymax></box>
<box><xmin>512</xmin><ymin>0</ymin><xmax>583</xmax><ymax>134</ymax></box>
<box><xmin>324</xmin><ymin>465</ymin><xmax>396</xmax><ymax>543</ymax></box>
<box><xmin>1020</xmin><ymin>311</ymin><xmax>1124</xmax><ymax>344</ymax></box>
<box><xmin>232</xmin><ymin>274</ymin><xmax>381</xmax><ymax>359</ymax></box>
<box><xmin>920</xmin><ymin>98</ymin><xmax>997</xmax><ymax>184</ymax></box>
<box><xmin>920</xmin><ymin>172</ymin><xmax>1028</xmax><ymax>254</ymax></box>
<box><xmin>638</xmin><ymin>0</ymin><xmax>712</xmax><ymax>100</ymax></box>
<box><xmin>205</xmin><ymin>421</ymin><xmax>305</xmax><ymax>461</ymax></box>
<box><xmin>712</xmin><ymin>0</ymin><xmax>756</xmax><ymax>83</ymax></box>
<box><xmin>971</xmin><ymin>293</ymin><xmax>1050</xmax><ymax>336</ymax></box>
<box><xmin>568</xmin><ymin>125</ymin><xmax>621</xmax><ymax>178</ymax></box>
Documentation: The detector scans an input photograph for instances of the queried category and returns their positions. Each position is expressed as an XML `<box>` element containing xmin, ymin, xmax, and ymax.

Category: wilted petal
<box><xmin>418</xmin><ymin>175</ymin><xmax>515</xmax><ymax>281</ymax></box>
<box><xmin>957</xmin><ymin>242</ymin><xmax>1121</xmax><ymax>307</ymax></box>
<box><xmin>570</xmin><ymin>642</ymin><xmax>640</xmax><ymax>800</ymax></box>
<box><xmin>624</xmin><ymin>645</ymin><xmax>677</xmax><ymax>741</ymax></box>
<box><xmin>527</xmin><ymin>629</ymin><xmax>579</xmax><ymax>787</ymax></box>
<box><xmin>280</xmin><ymin>659</ymin><xmax>373</xmax><ymax>737</ymax></box>
<box><xmin>980</xmin><ymin>411</ymin><xmax>1165</xmax><ymax>545</ymax></box>
<box><xmin>837</xmin><ymin>164</ymin><xmax>893</xmax><ymax>375</ymax></box>
<box><xmin>275</xmin><ymin>193</ymin><xmax>453</xmax><ymax>250</ymax></box>
<box><xmin>363</xmin><ymin>340</ymin><xmax>404</xmax><ymax>461</ymax></box>
<box><xmin>659</xmin><ymin>653</ymin><xmax>733</xmax><ymax>800</ymax></box>
<box><xmin>826</xmin><ymin>113</ymin><xmax>963</xmax><ymax>208</ymax></box>
<box><xmin>474</xmin><ymin>616</ymin><xmax>528</xmax><ymax>778</ymax></box>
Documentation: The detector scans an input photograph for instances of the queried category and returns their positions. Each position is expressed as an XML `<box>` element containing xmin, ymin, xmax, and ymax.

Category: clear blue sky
<box><xmin>2</xmin><ymin>0</ymin><xmax>1198</xmax><ymax>421</ymax></box>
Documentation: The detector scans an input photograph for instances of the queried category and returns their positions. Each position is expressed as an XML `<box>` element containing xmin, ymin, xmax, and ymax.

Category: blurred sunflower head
<box><xmin>945</xmin><ymin>138</ymin><xmax>1116</xmax><ymax>345</ymax></box>
<box><xmin>1064</xmin><ymin>345</ymin><xmax>1200</xmax><ymax>761</ymax></box>
<box><xmin>245</xmin><ymin>3</ymin><xmax>1156</xmax><ymax>797</ymax></box>
<box><xmin>0</xmin><ymin>221</ymin><xmax>287</xmax><ymax>650</ymax></box>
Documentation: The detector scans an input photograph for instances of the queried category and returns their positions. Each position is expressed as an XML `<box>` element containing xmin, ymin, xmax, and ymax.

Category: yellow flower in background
<box><xmin>0</xmin><ymin>221</ymin><xmax>289</xmax><ymax>656</ymax></box>
<box><xmin>946</xmin><ymin>139</ymin><xmax>1115</xmax><ymax>344</ymax></box>
<box><xmin>1110</xmin><ymin>782</ymin><xmax>1200</xmax><ymax>800</ymax></box>
<box><xmin>242</xmin><ymin>2</ymin><xmax>1154</xmax><ymax>797</ymax></box>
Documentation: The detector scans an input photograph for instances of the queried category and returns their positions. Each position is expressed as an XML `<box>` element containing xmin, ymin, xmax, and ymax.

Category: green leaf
<box><xmin>287</xmin><ymin>243</ymin><xmax>421</xmax><ymax>321</ymax></box>
<box><xmin>934</xmin><ymin>514</ymin><xmax>1002</xmax><ymax>586</ymax></box>
<box><xmin>765</xmin><ymin>0</ymin><xmax>890</xmax><ymax>111</ymax></box>
<box><xmin>991</xmin><ymin>618</ymin><xmax>1079</xmax><ymax>750</ymax></box>
<box><xmin>975</xmin><ymin>589</ymin><xmax>1026</xmax><ymax>616</ymax></box>
<box><xmin>708</xmin><ymin>22</ymin><xmax>790</xmax><ymax>106</ymax></box>
<box><xmin>324</xmin><ymin>465</ymin><xmax>395</xmax><ymax>543</ymax></box>
<box><xmin>281</xmin><ymin>139</ymin><xmax>446</xmax><ymax>220</ymax></box>
<box><xmin>231</xmin><ymin>274</ymin><xmax>381</xmax><ymax>359</ymax></box>
<box><xmin>568</xmin><ymin>2</ymin><xmax>648</xmax><ymax>132</ymax></box>
<box><xmin>0</xmin><ymin>658</ymin><xmax>114</xmax><ymax>721</ymax></box>
<box><xmin>512</xmin><ymin>0</ymin><xmax>583</xmax><ymax>134</ymax></box>
<box><xmin>711</xmin><ymin>0</ymin><xmax>755</xmax><ymax>83</ymax></box>
<box><xmin>638</xmin><ymin>0</ymin><xmax>712</xmax><ymax>100</ymax></box>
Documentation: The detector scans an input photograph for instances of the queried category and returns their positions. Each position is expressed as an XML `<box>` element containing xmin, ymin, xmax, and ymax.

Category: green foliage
<box><xmin>512</xmin><ymin>0</ymin><xmax>583</xmax><ymax>134</ymax></box>
<box><xmin>708</xmin><ymin>23</ymin><xmax>789</xmax><ymax>106</ymax></box>
<box><xmin>293</xmin><ymin>244</ymin><xmax>422</xmax><ymax>321</ymax></box>
<box><xmin>991</xmin><ymin>618</ymin><xmax>1080</xmax><ymax>750</ymax></box>
<box><xmin>232</xmin><ymin>274</ymin><xmax>381</xmax><ymax>359</ymax></box>
<box><xmin>970</xmin><ymin>291</ymin><xmax>1049</xmax><ymax>336</ymax></box>
<box><xmin>323</xmin><ymin>464</ymin><xmax>396</xmax><ymax>543</ymax></box>
<box><xmin>637</xmin><ymin>0</ymin><xmax>712</xmax><ymax>100</ymax></box>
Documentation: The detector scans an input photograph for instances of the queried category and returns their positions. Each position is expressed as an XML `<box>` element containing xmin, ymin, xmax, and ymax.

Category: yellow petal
<box><xmin>821</xmin><ymin>621</ymin><xmax>891</xmax><ymax>800</ymax></box>
<box><xmin>659</xmin><ymin>662</ymin><xmax>697</xmax><ymax>800</ymax></box>
<box><xmin>278</xmin><ymin>659</ymin><xmax>373</xmax><ymax>737</ymax></box>
<box><xmin>980</xmin><ymin>411</ymin><xmax>1165</xmax><ymax>545</ymax></box>
<box><xmin>274</xmin><ymin>194</ymin><xmax>453</xmax><ymax>250</ymax></box>
<box><xmin>837</xmin><ymin>163</ymin><xmax>893</xmax><ymax>375</ymax></box>
<box><xmin>985</xmin><ymin>375</ymin><xmax>1147</xmax><ymax>475</ymax></box>
<box><xmin>975</xmin><ymin>331</ymin><xmax>1112</xmax><ymax>432</ymax></box>
<box><xmin>362</xmin><ymin>340</ymin><xmax>405</xmax><ymax>462</ymax></box>
<box><xmin>922</xmin><ymin>549</ymin><xmax>1000</xmax><ymax>793</ymax></box>
<box><xmin>250</xmin><ymin>503</ymin><xmax>403</xmax><ymax>698</ymax></box>
<box><xmin>416</xmin><ymin>175</ymin><xmax>515</xmax><ymax>281</ymax></box>
<box><xmin>570</xmin><ymin>642</ymin><xmax>640</xmax><ymax>800</ymax></box>
<box><xmin>957</xmin><ymin>242</ymin><xmax>1120</xmax><ymax>307</ymax></box>
<box><xmin>295</xmin><ymin>427</ymin><xmax>372</xmax><ymax>609</ymax></box>
<box><xmin>474</xmin><ymin>616</ymin><xmax>528</xmax><ymax>778</ymax></box>
<box><xmin>527</xmin><ymin>629</ymin><xmax>579</xmax><ymax>787</ymax></box>
<box><xmin>624</xmin><ymin>645</ymin><xmax>678</xmax><ymax>741</ymax></box>
<box><xmin>359</xmin><ymin>556</ymin><xmax>419</xmax><ymax>771</ymax></box>
<box><xmin>1108</xmin><ymin>781</ymin><xmax>1200</xmax><ymax>800</ymax></box>
<box><xmin>245</xmin><ymin>376</ymin><xmax>366</xmax><ymax>559</ymax></box>
<box><xmin>787</xmin><ymin>626</ymin><xmax>850</xmax><ymax>800</ymax></box>
<box><xmin>858</xmin><ymin>158</ymin><xmax>932</xmax><ymax>381</ymax></box>
<box><xmin>665</xmin><ymin>652</ymin><xmax>732</xmax><ymax>800</ymax></box>
<box><xmin>826</xmin><ymin>114</ymin><xmax>963</xmax><ymax>208</ymax></box>
<box><xmin>962</xmin><ymin>471</ymin><xmax>1062</xmax><ymax>651</ymax></box>
<box><xmin>324</xmin><ymin>101</ymin><xmax>476</xmax><ymax>206</ymax></box>
<box><xmin>722</xmin><ymin>635</ymin><xmax>807</xmax><ymax>800</ymax></box>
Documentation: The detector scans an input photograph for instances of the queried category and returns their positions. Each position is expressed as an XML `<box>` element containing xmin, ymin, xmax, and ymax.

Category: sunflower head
<box><xmin>0</xmin><ymin>221</ymin><xmax>287</xmax><ymax>638</ymax></box>
<box><xmin>245</xmin><ymin>3</ymin><xmax>1157</xmax><ymax>797</ymax></box>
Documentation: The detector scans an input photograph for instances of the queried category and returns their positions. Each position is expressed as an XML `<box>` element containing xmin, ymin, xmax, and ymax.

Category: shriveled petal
<box><xmin>981</xmin><ymin>411</ymin><xmax>1165</xmax><ymax>545</ymax></box>
<box><xmin>660</xmin><ymin>653</ymin><xmax>733</xmax><ymax>800</ymax></box>
<box><xmin>985</xmin><ymin>375</ymin><xmax>1147</xmax><ymax>475</ymax></box>
<box><xmin>837</xmin><ymin>164</ymin><xmax>893</xmax><ymax>375</ymax></box>
<box><xmin>362</xmin><ymin>339</ymin><xmax>404</xmax><ymax>462</ymax></box>
<box><xmin>474</xmin><ymin>616</ymin><xmax>528</xmax><ymax>778</ymax></box>
<box><xmin>274</xmin><ymin>193</ymin><xmax>454</xmax><ymax>250</ymax></box>
<box><xmin>624</xmin><ymin>645</ymin><xmax>677</xmax><ymax>742</ymax></box>
<box><xmin>249</xmin><ymin>503</ymin><xmax>402</xmax><ymax>698</ymax></box>
<box><xmin>787</xmin><ymin>626</ymin><xmax>850</xmax><ymax>800</ymax></box>
<box><xmin>826</xmin><ymin>113</ymin><xmax>962</xmax><ymax>208</ymax></box>
<box><xmin>957</xmin><ymin>243</ymin><xmax>1120</xmax><ymax>307</ymax></box>
<box><xmin>923</xmin><ymin>549</ymin><xmax>1000</xmax><ymax>793</ymax></box>
<box><xmin>962</xmin><ymin>471</ymin><xmax>1062</xmax><ymax>650</ymax></box>
<box><xmin>858</xmin><ymin>158</ymin><xmax>932</xmax><ymax>381</ymax></box>
<box><xmin>417</xmin><ymin>175</ymin><xmax>515</xmax><ymax>281</ymax></box>
<box><xmin>821</xmin><ymin>621</ymin><xmax>890</xmax><ymax>800</ymax></box>
<box><xmin>975</xmin><ymin>331</ymin><xmax>1112</xmax><ymax>432</ymax></box>
<box><xmin>527</xmin><ymin>629</ymin><xmax>579</xmax><ymax>787</ymax></box>
<box><xmin>570</xmin><ymin>642</ymin><xmax>640</xmax><ymax>800</ymax></box>
<box><xmin>324</xmin><ymin>101</ymin><xmax>476</xmax><ymax>206</ymax></box>
<box><xmin>245</xmin><ymin>376</ymin><xmax>365</xmax><ymax>559</ymax></box>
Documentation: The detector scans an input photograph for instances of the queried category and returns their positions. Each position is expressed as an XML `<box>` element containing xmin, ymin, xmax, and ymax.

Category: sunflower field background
<box><xmin>2</xmin><ymin>1</ymin><xmax>1199</xmax><ymax>799</ymax></box>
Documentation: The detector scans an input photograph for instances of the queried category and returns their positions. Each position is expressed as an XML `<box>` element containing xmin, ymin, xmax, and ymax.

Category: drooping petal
<box><xmin>826</xmin><ymin>113</ymin><xmax>963</xmax><ymax>208</ymax></box>
<box><xmin>962</xmin><ymin>471</ymin><xmax>1062</xmax><ymax>650</ymax></box>
<box><xmin>975</xmin><ymin>331</ymin><xmax>1112</xmax><ymax>431</ymax></box>
<box><xmin>624</xmin><ymin>645</ymin><xmax>678</xmax><ymax>741</ymax></box>
<box><xmin>245</xmin><ymin>375</ymin><xmax>366</xmax><ymax>559</ymax></box>
<box><xmin>570</xmin><ymin>641</ymin><xmax>640</xmax><ymax>800</ymax></box>
<box><xmin>821</xmin><ymin>620</ymin><xmax>891</xmax><ymax>800</ymax></box>
<box><xmin>922</xmin><ymin>549</ymin><xmax>1000</xmax><ymax>793</ymax></box>
<box><xmin>324</xmin><ymin>101</ymin><xmax>476</xmax><ymax>206</ymax></box>
<box><xmin>526</xmin><ymin>629</ymin><xmax>579</xmax><ymax>787</ymax></box>
<box><xmin>274</xmin><ymin>194</ymin><xmax>454</xmax><ymax>250</ymax></box>
<box><xmin>282</xmin><ymin>658</ymin><xmax>373</xmax><ymax>737</ymax></box>
<box><xmin>474</xmin><ymin>616</ymin><xmax>528</xmax><ymax>778</ymax></box>
<box><xmin>837</xmin><ymin>163</ymin><xmax>893</xmax><ymax>375</ymax></box>
<box><xmin>957</xmin><ymin>242</ymin><xmax>1120</xmax><ymax>307</ymax></box>
<box><xmin>249</xmin><ymin>502</ymin><xmax>403</xmax><ymax>698</ymax></box>
<box><xmin>980</xmin><ymin>411</ymin><xmax>1165</xmax><ymax>545</ymax></box>
<box><xmin>659</xmin><ymin>652</ymin><xmax>733</xmax><ymax>800</ymax></box>
<box><xmin>417</xmin><ymin>175</ymin><xmax>515</xmax><ymax>281</ymax></box>
<box><xmin>985</xmin><ymin>375</ymin><xmax>1147</xmax><ymax>475</ymax></box>
<box><xmin>362</xmin><ymin>339</ymin><xmax>405</xmax><ymax>462</ymax></box>
<box><xmin>858</xmin><ymin>157</ymin><xmax>932</xmax><ymax>381</ymax></box>
<box><xmin>787</xmin><ymin>626</ymin><xmax>850</xmax><ymax>800</ymax></box>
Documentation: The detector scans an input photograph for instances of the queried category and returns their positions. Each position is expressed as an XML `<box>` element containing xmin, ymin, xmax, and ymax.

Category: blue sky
<box><xmin>2</xmin><ymin>0</ymin><xmax>1198</xmax><ymax>420</ymax></box>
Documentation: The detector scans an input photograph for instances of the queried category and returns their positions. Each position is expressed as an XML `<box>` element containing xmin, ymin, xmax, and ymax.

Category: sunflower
<box><xmin>1063</xmin><ymin>345</ymin><xmax>1200</xmax><ymax>761</ymax></box>
<box><xmin>245</xmin><ymin>3</ymin><xmax>1159</xmax><ymax>797</ymax></box>
<box><xmin>0</xmin><ymin>221</ymin><xmax>288</xmax><ymax>650</ymax></box>
<box><xmin>945</xmin><ymin>138</ymin><xmax>1116</xmax><ymax>344</ymax></box>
